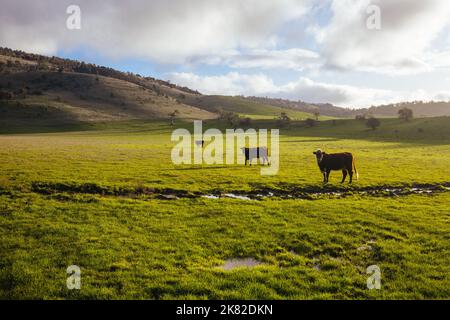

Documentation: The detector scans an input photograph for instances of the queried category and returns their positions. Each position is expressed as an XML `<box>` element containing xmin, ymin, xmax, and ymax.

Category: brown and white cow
<box><xmin>313</xmin><ymin>149</ymin><xmax>358</xmax><ymax>183</ymax></box>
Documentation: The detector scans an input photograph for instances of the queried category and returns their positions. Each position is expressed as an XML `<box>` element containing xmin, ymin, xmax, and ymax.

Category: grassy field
<box><xmin>0</xmin><ymin>117</ymin><xmax>449</xmax><ymax>299</ymax></box>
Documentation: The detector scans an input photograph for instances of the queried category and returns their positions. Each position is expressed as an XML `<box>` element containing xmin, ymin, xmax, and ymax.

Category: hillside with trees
<box><xmin>1</xmin><ymin>47</ymin><xmax>449</xmax><ymax>131</ymax></box>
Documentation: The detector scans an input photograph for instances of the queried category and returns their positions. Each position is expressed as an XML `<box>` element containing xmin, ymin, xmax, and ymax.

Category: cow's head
<box><xmin>313</xmin><ymin>149</ymin><xmax>324</xmax><ymax>163</ymax></box>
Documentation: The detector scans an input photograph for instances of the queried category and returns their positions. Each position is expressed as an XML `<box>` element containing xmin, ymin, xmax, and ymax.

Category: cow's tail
<box><xmin>353</xmin><ymin>158</ymin><xmax>359</xmax><ymax>180</ymax></box>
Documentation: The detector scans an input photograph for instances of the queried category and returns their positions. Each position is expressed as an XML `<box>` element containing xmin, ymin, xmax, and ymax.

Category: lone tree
<box><xmin>277</xmin><ymin>112</ymin><xmax>291</xmax><ymax>127</ymax></box>
<box><xmin>313</xmin><ymin>111</ymin><xmax>320</xmax><ymax>121</ymax></box>
<box><xmin>305</xmin><ymin>118</ymin><xmax>317</xmax><ymax>127</ymax></box>
<box><xmin>169</xmin><ymin>109</ymin><xmax>179</xmax><ymax>126</ymax></box>
<box><xmin>398</xmin><ymin>107</ymin><xmax>413</xmax><ymax>122</ymax></box>
<box><xmin>366</xmin><ymin>117</ymin><xmax>380</xmax><ymax>130</ymax></box>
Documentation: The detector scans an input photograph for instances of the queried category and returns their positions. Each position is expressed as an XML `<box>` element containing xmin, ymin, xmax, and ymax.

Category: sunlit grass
<box><xmin>0</xmin><ymin>117</ymin><xmax>449</xmax><ymax>299</ymax></box>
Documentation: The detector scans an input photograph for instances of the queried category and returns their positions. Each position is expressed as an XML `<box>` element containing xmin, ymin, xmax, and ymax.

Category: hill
<box><xmin>0</xmin><ymin>48</ymin><xmax>218</xmax><ymax>130</ymax></box>
<box><xmin>0</xmin><ymin>47</ymin><xmax>324</xmax><ymax>128</ymax></box>
<box><xmin>357</xmin><ymin>101</ymin><xmax>450</xmax><ymax>118</ymax></box>
<box><xmin>182</xmin><ymin>95</ymin><xmax>331</xmax><ymax>120</ymax></box>
<box><xmin>0</xmin><ymin>70</ymin><xmax>217</xmax><ymax>121</ymax></box>
<box><xmin>241</xmin><ymin>96</ymin><xmax>450</xmax><ymax>118</ymax></box>
<box><xmin>2</xmin><ymin>47</ymin><xmax>450</xmax><ymax>128</ymax></box>
<box><xmin>242</xmin><ymin>96</ymin><xmax>353</xmax><ymax>118</ymax></box>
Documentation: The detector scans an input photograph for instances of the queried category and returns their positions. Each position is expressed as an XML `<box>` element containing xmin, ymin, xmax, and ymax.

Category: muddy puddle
<box><xmin>200</xmin><ymin>183</ymin><xmax>450</xmax><ymax>201</ymax></box>
<box><xmin>220</xmin><ymin>258</ymin><xmax>264</xmax><ymax>270</ymax></box>
<box><xmin>202</xmin><ymin>193</ymin><xmax>254</xmax><ymax>201</ymax></box>
<box><xmin>30</xmin><ymin>181</ymin><xmax>450</xmax><ymax>201</ymax></box>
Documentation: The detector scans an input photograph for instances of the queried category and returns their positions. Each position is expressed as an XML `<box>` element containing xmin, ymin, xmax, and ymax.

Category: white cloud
<box><xmin>168</xmin><ymin>71</ymin><xmax>450</xmax><ymax>108</ymax></box>
<box><xmin>426</xmin><ymin>49</ymin><xmax>450</xmax><ymax>69</ymax></box>
<box><xmin>168</xmin><ymin>72</ymin><xmax>277</xmax><ymax>96</ymax></box>
<box><xmin>0</xmin><ymin>0</ymin><xmax>312</xmax><ymax>63</ymax></box>
<box><xmin>188</xmin><ymin>48</ymin><xmax>322</xmax><ymax>71</ymax></box>
<box><xmin>3</xmin><ymin>0</ymin><xmax>450</xmax><ymax>73</ymax></box>
<box><xmin>314</xmin><ymin>0</ymin><xmax>450</xmax><ymax>74</ymax></box>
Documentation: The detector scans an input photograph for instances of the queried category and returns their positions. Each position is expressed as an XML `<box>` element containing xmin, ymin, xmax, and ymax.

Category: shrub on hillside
<box><xmin>0</xmin><ymin>90</ymin><xmax>14</xmax><ymax>100</ymax></box>
<box><xmin>15</xmin><ymin>87</ymin><xmax>27</xmax><ymax>96</ymax></box>
<box><xmin>366</xmin><ymin>117</ymin><xmax>380</xmax><ymax>130</ymax></box>
<box><xmin>219</xmin><ymin>110</ymin><xmax>239</xmax><ymax>127</ymax></box>
<box><xmin>277</xmin><ymin>112</ymin><xmax>291</xmax><ymax>127</ymax></box>
<box><xmin>169</xmin><ymin>109</ymin><xmax>179</xmax><ymax>126</ymax></box>
<box><xmin>305</xmin><ymin>118</ymin><xmax>317</xmax><ymax>127</ymax></box>
<box><xmin>398</xmin><ymin>107</ymin><xmax>413</xmax><ymax>122</ymax></box>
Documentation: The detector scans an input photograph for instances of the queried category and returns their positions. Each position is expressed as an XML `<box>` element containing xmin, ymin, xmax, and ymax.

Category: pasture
<box><xmin>0</xmin><ymin>117</ymin><xmax>449</xmax><ymax>299</ymax></box>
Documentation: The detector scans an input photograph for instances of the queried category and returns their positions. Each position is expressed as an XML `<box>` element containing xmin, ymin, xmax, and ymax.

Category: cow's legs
<box><xmin>341</xmin><ymin>170</ymin><xmax>347</xmax><ymax>183</ymax></box>
<box><xmin>348</xmin><ymin>170</ymin><xmax>353</xmax><ymax>183</ymax></box>
<box><xmin>323</xmin><ymin>170</ymin><xmax>331</xmax><ymax>183</ymax></box>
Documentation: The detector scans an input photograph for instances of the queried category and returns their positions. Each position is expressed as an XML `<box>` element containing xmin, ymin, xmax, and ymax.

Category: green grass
<box><xmin>0</xmin><ymin>117</ymin><xmax>449</xmax><ymax>299</ymax></box>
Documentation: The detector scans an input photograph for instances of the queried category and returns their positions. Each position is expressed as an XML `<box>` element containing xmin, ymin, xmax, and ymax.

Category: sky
<box><xmin>2</xmin><ymin>0</ymin><xmax>450</xmax><ymax>108</ymax></box>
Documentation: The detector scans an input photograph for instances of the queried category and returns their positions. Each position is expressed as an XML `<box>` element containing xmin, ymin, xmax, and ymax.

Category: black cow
<box><xmin>241</xmin><ymin>147</ymin><xmax>270</xmax><ymax>166</ymax></box>
<box><xmin>313</xmin><ymin>149</ymin><xmax>358</xmax><ymax>183</ymax></box>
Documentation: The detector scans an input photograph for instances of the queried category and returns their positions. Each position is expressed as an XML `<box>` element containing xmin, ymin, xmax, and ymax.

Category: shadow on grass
<box><xmin>170</xmin><ymin>117</ymin><xmax>450</xmax><ymax>146</ymax></box>
<box><xmin>279</xmin><ymin>118</ymin><xmax>450</xmax><ymax>146</ymax></box>
<box><xmin>1</xmin><ymin>117</ymin><xmax>449</xmax><ymax>147</ymax></box>
<box><xmin>0</xmin><ymin>119</ymin><xmax>177</xmax><ymax>135</ymax></box>
<box><xmin>174</xmin><ymin>166</ymin><xmax>231</xmax><ymax>171</ymax></box>
<box><xmin>283</xmin><ymin>138</ymin><xmax>340</xmax><ymax>143</ymax></box>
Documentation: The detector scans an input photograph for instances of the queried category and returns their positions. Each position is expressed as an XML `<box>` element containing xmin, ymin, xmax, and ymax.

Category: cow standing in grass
<box><xmin>313</xmin><ymin>149</ymin><xmax>358</xmax><ymax>183</ymax></box>
<box><xmin>195</xmin><ymin>140</ymin><xmax>205</xmax><ymax>148</ymax></box>
<box><xmin>241</xmin><ymin>147</ymin><xmax>270</xmax><ymax>166</ymax></box>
